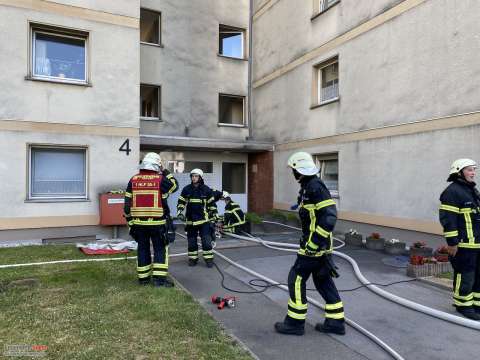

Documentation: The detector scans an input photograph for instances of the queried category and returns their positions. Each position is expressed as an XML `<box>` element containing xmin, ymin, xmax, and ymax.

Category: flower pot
<box><xmin>409</xmin><ymin>247</ymin><xmax>433</xmax><ymax>258</ymax></box>
<box><xmin>433</xmin><ymin>251</ymin><xmax>449</xmax><ymax>263</ymax></box>
<box><xmin>384</xmin><ymin>241</ymin><xmax>406</xmax><ymax>255</ymax></box>
<box><xmin>406</xmin><ymin>262</ymin><xmax>453</xmax><ymax>278</ymax></box>
<box><xmin>366</xmin><ymin>237</ymin><xmax>385</xmax><ymax>250</ymax></box>
<box><xmin>345</xmin><ymin>233</ymin><xmax>363</xmax><ymax>247</ymax></box>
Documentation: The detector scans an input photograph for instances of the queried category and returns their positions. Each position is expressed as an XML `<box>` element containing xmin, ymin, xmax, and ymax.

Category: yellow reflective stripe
<box><xmin>303</xmin><ymin>199</ymin><xmax>336</xmax><ymax>210</ymax></box>
<box><xmin>325</xmin><ymin>312</ymin><xmax>345</xmax><ymax>320</ymax></box>
<box><xmin>325</xmin><ymin>302</ymin><xmax>343</xmax><ymax>310</ymax></box>
<box><xmin>316</xmin><ymin>226</ymin><xmax>330</xmax><ymax>238</ymax></box>
<box><xmin>287</xmin><ymin>310</ymin><xmax>306</xmax><ymax>320</ymax></box>
<box><xmin>137</xmin><ymin>265</ymin><xmax>152</xmax><ymax>272</ymax></box>
<box><xmin>463</xmin><ymin>212</ymin><xmax>475</xmax><ymax>243</ymax></box>
<box><xmin>298</xmin><ymin>248</ymin><xmax>332</xmax><ymax>257</ymax></box>
<box><xmin>189</xmin><ymin>199</ymin><xmax>203</xmax><ymax>203</ymax></box>
<box><xmin>178</xmin><ymin>196</ymin><xmax>186</xmax><ymax>202</ymax></box>
<box><xmin>152</xmin><ymin>271</ymin><xmax>168</xmax><ymax>276</ymax></box>
<box><xmin>444</xmin><ymin>230</ymin><xmax>458</xmax><ymax>238</ymax></box>
<box><xmin>124</xmin><ymin>192</ymin><xmax>132</xmax><ymax>198</ymax></box>
<box><xmin>207</xmin><ymin>196</ymin><xmax>215</xmax><ymax>203</ymax></box>
<box><xmin>439</xmin><ymin>204</ymin><xmax>460</xmax><ymax>213</ymax></box>
<box><xmin>186</xmin><ymin>219</ymin><xmax>209</xmax><ymax>226</ymax></box>
<box><xmin>460</xmin><ymin>207</ymin><xmax>473</xmax><ymax>213</ymax></box>
<box><xmin>137</xmin><ymin>272</ymin><xmax>151</xmax><ymax>279</ymax></box>
<box><xmin>152</xmin><ymin>264</ymin><xmax>168</xmax><ymax>269</ymax></box>
<box><xmin>295</xmin><ymin>275</ymin><xmax>302</xmax><ymax>307</ymax></box>
<box><xmin>165</xmin><ymin>246</ymin><xmax>169</xmax><ymax>267</ymax></box>
<box><xmin>458</xmin><ymin>243</ymin><xmax>480</xmax><ymax>249</ymax></box>
<box><xmin>453</xmin><ymin>293</ymin><xmax>474</xmax><ymax>300</ymax></box>
<box><xmin>473</xmin><ymin>292</ymin><xmax>480</xmax><ymax>298</ymax></box>
<box><xmin>131</xmin><ymin>219</ymin><xmax>166</xmax><ymax>225</ymax></box>
<box><xmin>454</xmin><ymin>300</ymin><xmax>474</xmax><ymax>307</ymax></box>
<box><xmin>288</xmin><ymin>299</ymin><xmax>308</xmax><ymax>310</ymax></box>
<box><xmin>309</xmin><ymin>209</ymin><xmax>316</xmax><ymax>234</ymax></box>
<box><xmin>455</xmin><ymin>274</ymin><xmax>461</xmax><ymax>297</ymax></box>
<box><xmin>305</xmin><ymin>234</ymin><xmax>319</xmax><ymax>251</ymax></box>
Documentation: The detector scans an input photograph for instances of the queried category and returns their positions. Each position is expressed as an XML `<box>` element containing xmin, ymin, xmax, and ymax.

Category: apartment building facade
<box><xmin>252</xmin><ymin>0</ymin><xmax>480</xmax><ymax>240</ymax></box>
<box><xmin>0</xmin><ymin>0</ymin><xmax>140</xmax><ymax>242</ymax></box>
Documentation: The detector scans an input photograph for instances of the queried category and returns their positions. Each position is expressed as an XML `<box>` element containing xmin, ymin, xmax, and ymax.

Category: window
<box><xmin>140</xmin><ymin>8</ymin><xmax>161</xmax><ymax>45</ymax></box>
<box><xmin>314</xmin><ymin>154</ymin><xmax>338</xmax><ymax>198</ymax></box>
<box><xmin>219</xmin><ymin>94</ymin><xmax>245</xmax><ymax>126</ymax></box>
<box><xmin>314</xmin><ymin>0</ymin><xmax>340</xmax><ymax>15</ymax></box>
<box><xmin>222</xmin><ymin>163</ymin><xmax>246</xmax><ymax>194</ymax></box>
<box><xmin>140</xmin><ymin>84</ymin><xmax>160</xmax><ymax>120</ymax></box>
<box><xmin>219</xmin><ymin>25</ymin><xmax>245</xmax><ymax>59</ymax></box>
<box><xmin>29</xmin><ymin>146</ymin><xmax>87</xmax><ymax>200</ymax></box>
<box><xmin>314</xmin><ymin>57</ymin><xmax>339</xmax><ymax>105</ymax></box>
<box><xmin>31</xmin><ymin>24</ymin><xmax>88</xmax><ymax>83</ymax></box>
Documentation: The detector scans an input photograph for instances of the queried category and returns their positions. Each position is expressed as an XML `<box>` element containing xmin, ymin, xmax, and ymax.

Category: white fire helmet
<box><xmin>190</xmin><ymin>168</ymin><xmax>204</xmax><ymax>178</ymax></box>
<box><xmin>287</xmin><ymin>151</ymin><xmax>319</xmax><ymax>176</ymax></box>
<box><xmin>140</xmin><ymin>152</ymin><xmax>162</xmax><ymax>172</ymax></box>
<box><xmin>449</xmin><ymin>159</ymin><xmax>477</xmax><ymax>175</ymax></box>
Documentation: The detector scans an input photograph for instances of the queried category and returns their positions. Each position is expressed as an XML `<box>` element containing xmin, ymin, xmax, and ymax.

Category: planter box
<box><xmin>410</xmin><ymin>247</ymin><xmax>433</xmax><ymax>258</ymax></box>
<box><xmin>345</xmin><ymin>233</ymin><xmax>363</xmax><ymax>247</ymax></box>
<box><xmin>407</xmin><ymin>262</ymin><xmax>453</xmax><ymax>278</ymax></box>
<box><xmin>366</xmin><ymin>237</ymin><xmax>385</xmax><ymax>250</ymax></box>
<box><xmin>384</xmin><ymin>241</ymin><xmax>406</xmax><ymax>255</ymax></box>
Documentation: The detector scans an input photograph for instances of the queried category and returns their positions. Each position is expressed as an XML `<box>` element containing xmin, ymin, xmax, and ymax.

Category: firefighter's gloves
<box><xmin>304</xmin><ymin>248</ymin><xmax>317</xmax><ymax>257</ymax></box>
<box><xmin>177</xmin><ymin>213</ymin><xmax>186</xmax><ymax>222</ymax></box>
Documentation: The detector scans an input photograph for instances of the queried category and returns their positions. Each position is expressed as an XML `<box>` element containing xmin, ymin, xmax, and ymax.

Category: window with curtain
<box><xmin>32</xmin><ymin>25</ymin><xmax>87</xmax><ymax>83</ymax></box>
<box><xmin>29</xmin><ymin>147</ymin><xmax>87</xmax><ymax>199</ymax></box>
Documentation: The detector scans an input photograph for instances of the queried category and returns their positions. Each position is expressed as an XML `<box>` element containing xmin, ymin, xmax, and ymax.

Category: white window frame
<box><xmin>219</xmin><ymin>25</ymin><xmax>245</xmax><ymax>59</ymax></box>
<box><xmin>30</xmin><ymin>24</ymin><xmax>88</xmax><ymax>84</ymax></box>
<box><xmin>140</xmin><ymin>8</ymin><xmax>162</xmax><ymax>46</ymax></box>
<box><xmin>28</xmin><ymin>145</ymin><xmax>89</xmax><ymax>201</ymax></box>
<box><xmin>315</xmin><ymin>153</ymin><xmax>339</xmax><ymax>198</ymax></box>
<box><xmin>218</xmin><ymin>94</ymin><xmax>246</xmax><ymax>127</ymax></box>
<box><xmin>314</xmin><ymin>57</ymin><xmax>339</xmax><ymax>106</ymax></box>
<box><xmin>140</xmin><ymin>84</ymin><xmax>161</xmax><ymax>121</ymax></box>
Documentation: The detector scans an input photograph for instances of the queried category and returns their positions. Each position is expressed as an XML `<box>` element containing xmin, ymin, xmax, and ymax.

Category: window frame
<box><xmin>312</xmin><ymin>0</ymin><xmax>340</xmax><ymax>20</ymax></box>
<box><xmin>27</xmin><ymin>144</ymin><xmax>89</xmax><ymax>202</ymax></box>
<box><xmin>312</xmin><ymin>56</ymin><xmax>339</xmax><ymax>107</ymax></box>
<box><xmin>218</xmin><ymin>93</ymin><xmax>247</xmax><ymax>127</ymax></box>
<box><xmin>140</xmin><ymin>84</ymin><xmax>161</xmax><ymax>121</ymax></box>
<box><xmin>140</xmin><ymin>8</ymin><xmax>162</xmax><ymax>47</ymax></box>
<box><xmin>218</xmin><ymin>24</ymin><xmax>246</xmax><ymax>60</ymax></box>
<box><xmin>314</xmin><ymin>153</ymin><xmax>339</xmax><ymax>198</ymax></box>
<box><xmin>29</xmin><ymin>23</ymin><xmax>89</xmax><ymax>85</ymax></box>
<box><xmin>222</xmin><ymin>162</ymin><xmax>247</xmax><ymax>194</ymax></box>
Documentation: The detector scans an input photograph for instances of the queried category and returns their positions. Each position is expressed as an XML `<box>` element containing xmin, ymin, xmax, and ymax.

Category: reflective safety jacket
<box><xmin>439</xmin><ymin>178</ymin><xmax>480</xmax><ymax>249</ymax></box>
<box><xmin>124</xmin><ymin>169</ymin><xmax>178</xmax><ymax>226</ymax></box>
<box><xmin>177</xmin><ymin>182</ymin><xmax>218</xmax><ymax>226</ymax></box>
<box><xmin>297</xmin><ymin>175</ymin><xmax>337</xmax><ymax>257</ymax></box>
<box><xmin>161</xmin><ymin>170</ymin><xmax>178</xmax><ymax>217</ymax></box>
<box><xmin>223</xmin><ymin>200</ymin><xmax>246</xmax><ymax>233</ymax></box>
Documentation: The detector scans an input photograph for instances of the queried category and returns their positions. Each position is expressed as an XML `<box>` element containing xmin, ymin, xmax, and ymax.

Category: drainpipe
<box><xmin>248</xmin><ymin>0</ymin><xmax>254</xmax><ymax>140</ymax></box>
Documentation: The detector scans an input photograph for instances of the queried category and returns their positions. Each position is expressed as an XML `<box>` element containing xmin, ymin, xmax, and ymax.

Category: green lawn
<box><xmin>0</xmin><ymin>245</ymin><xmax>252</xmax><ymax>360</ymax></box>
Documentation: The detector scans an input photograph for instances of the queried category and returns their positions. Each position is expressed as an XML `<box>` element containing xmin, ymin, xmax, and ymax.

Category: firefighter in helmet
<box><xmin>275</xmin><ymin>151</ymin><xmax>346</xmax><ymax>335</ymax></box>
<box><xmin>124</xmin><ymin>152</ymin><xmax>178</xmax><ymax>287</ymax></box>
<box><xmin>439</xmin><ymin>158</ymin><xmax>480</xmax><ymax>320</ymax></box>
<box><xmin>221</xmin><ymin>191</ymin><xmax>247</xmax><ymax>234</ymax></box>
<box><xmin>177</xmin><ymin>168</ymin><xmax>218</xmax><ymax>267</ymax></box>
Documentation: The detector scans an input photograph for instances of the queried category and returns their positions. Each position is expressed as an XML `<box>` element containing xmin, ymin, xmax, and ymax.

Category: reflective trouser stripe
<box><xmin>453</xmin><ymin>273</ymin><xmax>474</xmax><ymax>306</ymax></box>
<box><xmin>137</xmin><ymin>264</ymin><xmax>152</xmax><ymax>279</ymax></box>
<box><xmin>203</xmin><ymin>250</ymin><xmax>214</xmax><ymax>259</ymax></box>
<box><xmin>287</xmin><ymin>275</ymin><xmax>307</xmax><ymax>320</ymax></box>
<box><xmin>324</xmin><ymin>301</ymin><xmax>345</xmax><ymax>320</ymax></box>
<box><xmin>473</xmin><ymin>292</ymin><xmax>480</xmax><ymax>306</ymax></box>
<box><xmin>188</xmin><ymin>251</ymin><xmax>198</xmax><ymax>259</ymax></box>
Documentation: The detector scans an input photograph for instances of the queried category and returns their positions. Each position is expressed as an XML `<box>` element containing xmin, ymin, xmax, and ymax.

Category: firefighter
<box><xmin>221</xmin><ymin>191</ymin><xmax>247</xmax><ymax>234</ymax></box>
<box><xmin>439</xmin><ymin>158</ymin><xmax>480</xmax><ymax>320</ymax></box>
<box><xmin>124</xmin><ymin>153</ymin><xmax>178</xmax><ymax>287</ymax></box>
<box><xmin>177</xmin><ymin>168</ymin><xmax>218</xmax><ymax>267</ymax></box>
<box><xmin>275</xmin><ymin>152</ymin><xmax>346</xmax><ymax>335</ymax></box>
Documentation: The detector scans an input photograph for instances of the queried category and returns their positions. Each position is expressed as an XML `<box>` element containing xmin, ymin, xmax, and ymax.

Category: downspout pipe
<box><xmin>248</xmin><ymin>0</ymin><xmax>254</xmax><ymax>139</ymax></box>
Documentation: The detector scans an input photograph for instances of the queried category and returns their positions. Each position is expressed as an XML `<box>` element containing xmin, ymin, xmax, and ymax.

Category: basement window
<box><xmin>219</xmin><ymin>94</ymin><xmax>245</xmax><ymax>126</ymax></box>
<box><xmin>315</xmin><ymin>153</ymin><xmax>339</xmax><ymax>198</ymax></box>
<box><xmin>140</xmin><ymin>8</ymin><xmax>161</xmax><ymax>45</ymax></box>
<box><xmin>31</xmin><ymin>24</ymin><xmax>88</xmax><ymax>84</ymax></box>
<box><xmin>219</xmin><ymin>25</ymin><xmax>245</xmax><ymax>59</ymax></box>
<box><xmin>140</xmin><ymin>84</ymin><xmax>161</xmax><ymax>120</ymax></box>
<box><xmin>29</xmin><ymin>146</ymin><xmax>88</xmax><ymax>200</ymax></box>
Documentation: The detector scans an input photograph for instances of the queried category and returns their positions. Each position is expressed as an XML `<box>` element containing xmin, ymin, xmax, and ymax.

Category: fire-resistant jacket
<box><xmin>177</xmin><ymin>182</ymin><xmax>218</xmax><ymax>226</ymax></box>
<box><xmin>439</xmin><ymin>178</ymin><xmax>480</xmax><ymax>249</ymax></box>
<box><xmin>297</xmin><ymin>175</ymin><xmax>337</xmax><ymax>257</ymax></box>
<box><xmin>124</xmin><ymin>169</ymin><xmax>178</xmax><ymax>226</ymax></box>
<box><xmin>223</xmin><ymin>200</ymin><xmax>246</xmax><ymax>233</ymax></box>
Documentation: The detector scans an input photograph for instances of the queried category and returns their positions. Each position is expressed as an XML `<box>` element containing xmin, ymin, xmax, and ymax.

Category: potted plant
<box><xmin>344</xmin><ymin>229</ymin><xmax>363</xmax><ymax>247</ymax></box>
<box><xmin>409</xmin><ymin>241</ymin><xmax>433</xmax><ymax>258</ymax></box>
<box><xmin>366</xmin><ymin>232</ymin><xmax>385</xmax><ymax>250</ymax></box>
<box><xmin>434</xmin><ymin>245</ymin><xmax>450</xmax><ymax>263</ymax></box>
<box><xmin>407</xmin><ymin>254</ymin><xmax>453</xmax><ymax>278</ymax></box>
<box><xmin>384</xmin><ymin>238</ymin><xmax>406</xmax><ymax>255</ymax></box>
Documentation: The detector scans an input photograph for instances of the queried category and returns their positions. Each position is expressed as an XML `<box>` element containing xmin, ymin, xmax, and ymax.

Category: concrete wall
<box><xmin>140</xmin><ymin>0</ymin><xmax>249</xmax><ymax>141</ymax></box>
<box><xmin>0</xmin><ymin>0</ymin><xmax>140</xmax><ymax>238</ymax></box>
<box><xmin>252</xmin><ymin>0</ymin><xmax>480</xmax><ymax>144</ymax></box>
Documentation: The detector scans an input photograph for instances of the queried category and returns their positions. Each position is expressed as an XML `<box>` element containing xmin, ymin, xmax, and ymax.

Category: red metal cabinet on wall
<box><xmin>99</xmin><ymin>193</ymin><xmax>126</xmax><ymax>226</ymax></box>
